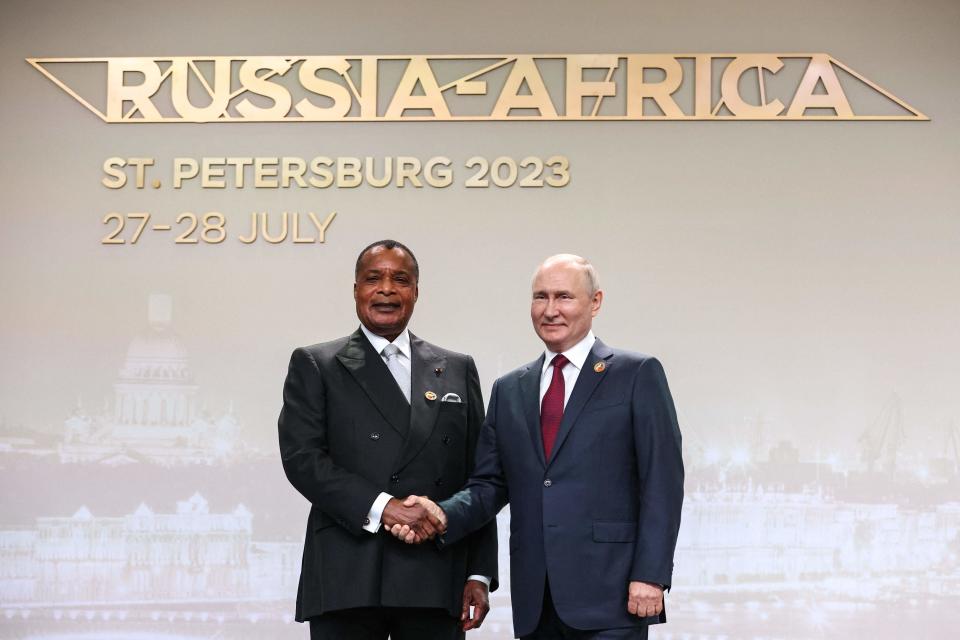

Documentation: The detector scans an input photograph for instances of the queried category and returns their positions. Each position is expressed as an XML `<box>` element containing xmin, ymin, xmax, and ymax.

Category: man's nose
<box><xmin>543</xmin><ymin>298</ymin><xmax>559</xmax><ymax>317</ymax></box>
<box><xmin>377</xmin><ymin>276</ymin><xmax>396</xmax><ymax>294</ymax></box>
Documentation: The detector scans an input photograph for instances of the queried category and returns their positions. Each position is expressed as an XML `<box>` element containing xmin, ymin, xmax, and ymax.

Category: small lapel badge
<box><xmin>434</xmin><ymin>367</ymin><xmax>444</xmax><ymax>377</ymax></box>
<box><xmin>424</xmin><ymin>391</ymin><xmax>438</xmax><ymax>401</ymax></box>
<box><xmin>593</xmin><ymin>361</ymin><xmax>606</xmax><ymax>373</ymax></box>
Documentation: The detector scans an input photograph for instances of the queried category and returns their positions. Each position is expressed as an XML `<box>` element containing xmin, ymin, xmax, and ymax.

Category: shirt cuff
<box><xmin>466</xmin><ymin>575</ymin><xmax>491</xmax><ymax>587</ymax></box>
<box><xmin>363</xmin><ymin>492</ymin><xmax>393</xmax><ymax>533</ymax></box>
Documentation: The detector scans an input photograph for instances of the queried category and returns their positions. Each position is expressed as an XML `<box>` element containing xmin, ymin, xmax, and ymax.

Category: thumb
<box><xmin>403</xmin><ymin>495</ymin><xmax>419</xmax><ymax>507</ymax></box>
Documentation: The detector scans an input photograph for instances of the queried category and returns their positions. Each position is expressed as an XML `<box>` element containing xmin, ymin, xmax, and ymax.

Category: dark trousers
<box><xmin>521</xmin><ymin>582</ymin><xmax>648</xmax><ymax>640</ymax></box>
<box><xmin>309</xmin><ymin>606</ymin><xmax>463</xmax><ymax>640</ymax></box>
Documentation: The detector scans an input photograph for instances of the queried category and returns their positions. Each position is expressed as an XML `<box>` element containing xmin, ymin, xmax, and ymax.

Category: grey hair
<box><xmin>533</xmin><ymin>254</ymin><xmax>601</xmax><ymax>295</ymax></box>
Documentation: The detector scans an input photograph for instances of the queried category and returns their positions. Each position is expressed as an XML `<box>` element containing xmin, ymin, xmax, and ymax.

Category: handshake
<box><xmin>381</xmin><ymin>495</ymin><xmax>448</xmax><ymax>543</ymax></box>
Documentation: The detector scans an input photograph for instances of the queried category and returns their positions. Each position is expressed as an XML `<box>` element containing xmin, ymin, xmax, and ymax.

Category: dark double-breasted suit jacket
<box><xmin>279</xmin><ymin>328</ymin><xmax>498</xmax><ymax>622</ymax></box>
<box><xmin>440</xmin><ymin>339</ymin><xmax>683</xmax><ymax>636</ymax></box>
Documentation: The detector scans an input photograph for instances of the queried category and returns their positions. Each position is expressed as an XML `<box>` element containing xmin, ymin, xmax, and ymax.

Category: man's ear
<box><xmin>591</xmin><ymin>290</ymin><xmax>603</xmax><ymax>317</ymax></box>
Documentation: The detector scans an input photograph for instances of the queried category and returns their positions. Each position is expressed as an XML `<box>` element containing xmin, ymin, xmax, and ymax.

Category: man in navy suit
<box><xmin>390</xmin><ymin>254</ymin><xmax>684</xmax><ymax>639</ymax></box>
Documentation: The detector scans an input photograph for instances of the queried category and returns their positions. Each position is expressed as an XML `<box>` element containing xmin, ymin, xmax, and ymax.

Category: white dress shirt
<box><xmin>539</xmin><ymin>330</ymin><xmax>597</xmax><ymax>409</ymax></box>
<box><xmin>358</xmin><ymin>325</ymin><xmax>489</xmax><ymax>585</ymax></box>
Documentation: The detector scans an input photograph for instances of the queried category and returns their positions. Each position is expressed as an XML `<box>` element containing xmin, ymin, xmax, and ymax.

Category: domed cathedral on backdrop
<box><xmin>59</xmin><ymin>294</ymin><xmax>243</xmax><ymax>466</ymax></box>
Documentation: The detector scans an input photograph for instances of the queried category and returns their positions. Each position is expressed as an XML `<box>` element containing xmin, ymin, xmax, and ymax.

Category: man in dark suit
<box><xmin>279</xmin><ymin>239</ymin><xmax>498</xmax><ymax>639</ymax></box>
<box><xmin>391</xmin><ymin>254</ymin><xmax>683</xmax><ymax>639</ymax></box>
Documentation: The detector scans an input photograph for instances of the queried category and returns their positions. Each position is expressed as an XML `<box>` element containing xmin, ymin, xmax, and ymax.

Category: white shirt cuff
<box><xmin>363</xmin><ymin>492</ymin><xmax>393</xmax><ymax>533</ymax></box>
<box><xmin>467</xmin><ymin>575</ymin><xmax>491</xmax><ymax>587</ymax></box>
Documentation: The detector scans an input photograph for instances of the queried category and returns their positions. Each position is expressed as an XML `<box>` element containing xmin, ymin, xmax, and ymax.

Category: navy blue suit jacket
<box><xmin>440</xmin><ymin>339</ymin><xmax>683</xmax><ymax>636</ymax></box>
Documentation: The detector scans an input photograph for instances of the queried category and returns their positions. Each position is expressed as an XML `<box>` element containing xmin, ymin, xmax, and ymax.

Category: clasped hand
<box><xmin>382</xmin><ymin>495</ymin><xmax>447</xmax><ymax>543</ymax></box>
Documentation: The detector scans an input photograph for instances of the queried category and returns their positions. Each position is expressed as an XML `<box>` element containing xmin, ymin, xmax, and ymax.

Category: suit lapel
<box><xmin>547</xmin><ymin>339</ymin><xmax>614</xmax><ymax>466</ymax></box>
<box><xmin>394</xmin><ymin>333</ymin><xmax>446</xmax><ymax>472</ymax></box>
<box><xmin>520</xmin><ymin>354</ymin><xmax>547</xmax><ymax>469</ymax></box>
<box><xmin>335</xmin><ymin>329</ymin><xmax>410</xmax><ymax>437</ymax></box>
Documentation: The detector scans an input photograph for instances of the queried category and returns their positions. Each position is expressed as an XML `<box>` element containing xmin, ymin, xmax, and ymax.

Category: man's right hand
<box><xmin>381</xmin><ymin>496</ymin><xmax>446</xmax><ymax>542</ymax></box>
<box><xmin>386</xmin><ymin>496</ymin><xmax>447</xmax><ymax>543</ymax></box>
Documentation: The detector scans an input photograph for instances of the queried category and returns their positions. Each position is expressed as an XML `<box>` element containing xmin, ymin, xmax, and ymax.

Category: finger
<box><xmin>627</xmin><ymin>599</ymin><xmax>638</xmax><ymax>615</ymax></box>
<box><xmin>644</xmin><ymin>605</ymin><xmax>656</xmax><ymax>617</ymax></box>
<box><xmin>474</xmin><ymin>600</ymin><xmax>489</xmax><ymax>628</ymax></box>
<box><xmin>389</xmin><ymin>523</ymin><xmax>403</xmax><ymax>537</ymax></box>
<box><xmin>462</xmin><ymin>603</ymin><xmax>477</xmax><ymax>630</ymax></box>
<box><xmin>655</xmin><ymin>601</ymin><xmax>664</xmax><ymax>615</ymax></box>
<box><xmin>403</xmin><ymin>529</ymin><xmax>417</xmax><ymax>544</ymax></box>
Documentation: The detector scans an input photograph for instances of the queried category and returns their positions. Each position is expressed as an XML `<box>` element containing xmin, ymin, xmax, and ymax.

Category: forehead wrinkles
<box><xmin>534</xmin><ymin>265</ymin><xmax>589</xmax><ymax>295</ymax></box>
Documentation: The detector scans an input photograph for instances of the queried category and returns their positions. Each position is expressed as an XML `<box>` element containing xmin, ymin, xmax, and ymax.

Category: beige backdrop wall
<box><xmin>1</xmin><ymin>0</ymin><xmax>959</xmax><ymax>638</ymax></box>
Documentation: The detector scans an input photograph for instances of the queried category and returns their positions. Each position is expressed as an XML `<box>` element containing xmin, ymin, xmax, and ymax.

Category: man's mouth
<box><xmin>372</xmin><ymin>302</ymin><xmax>400</xmax><ymax>312</ymax></box>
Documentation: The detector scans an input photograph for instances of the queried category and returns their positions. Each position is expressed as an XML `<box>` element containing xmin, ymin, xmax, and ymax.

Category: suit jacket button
<box><xmin>543</xmin><ymin>479</ymin><xmax>552</xmax><ymax>487</ymax></box>
<box><xmin>369</xmin><ymin>432</ymin><xmax>381</xmax><ymax>440</ymax></box>
<box><xmin>442</xmin><ymin>435</ymin><xmax>451</xmax><ymax>445</ymax></box>
<box><xmin>390</xmin><ymin>474</ymin><xmax>400</xmax><ymax>483</ymax></box>
<box><xmin>435</xmin><ymin>478</ymin><xmax>444</xmax><ymax>486</ymax></box>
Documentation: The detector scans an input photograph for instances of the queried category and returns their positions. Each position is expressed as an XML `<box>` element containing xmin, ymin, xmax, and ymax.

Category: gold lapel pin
<box><xmin>593</xmin><ymin>361</ymin><xmax>606</xmax><ymax>373</ymax></box>
<box><xmin>425</xmin><ymin>391</ymin><xmax>438</xmax><ymax>401</ymax></box>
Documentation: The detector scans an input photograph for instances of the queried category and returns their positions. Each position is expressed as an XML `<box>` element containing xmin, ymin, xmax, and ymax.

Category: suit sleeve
<box><xmin>629</xmin><ymin>357</ymin><xmax>684</xmax><ymax>589</ymax></box>
<box><xmin>278</xmin><ymin>347</ymin><xmax>382</xmax><ymax>536</ymax></box>
<box><xmin>439</xmin><ymin>376</ymin><xmax>510</xmax><ymax>548</ymax></box>
<box><xmin>462</xmin><ymin>356</ymin><xmax>500</xmax><ymax>591</ymax></box>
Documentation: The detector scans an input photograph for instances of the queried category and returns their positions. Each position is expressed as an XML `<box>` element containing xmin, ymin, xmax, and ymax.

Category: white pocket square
<box><xmin>441</xmin><ymin>392</ymin><xmax>462</xmax><ymax>403</ymax></box>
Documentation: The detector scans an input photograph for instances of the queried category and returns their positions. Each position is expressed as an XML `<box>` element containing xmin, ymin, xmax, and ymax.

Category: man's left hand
<box><xmin>461</xmin><ymin>579</ymin><xmax>489</xmax><ymax>631</ymax></box>
<box><xmin>627</xmin><ymin>581</ymin><xmax>663</xmax><ymax>618</ymax></box>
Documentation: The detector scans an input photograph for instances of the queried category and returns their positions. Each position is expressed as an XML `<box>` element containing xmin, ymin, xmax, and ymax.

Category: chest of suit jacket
<box><xmin>324</xmin><ymin>355</ymin><xmax>475</xmax><ymax>499</ymax></box>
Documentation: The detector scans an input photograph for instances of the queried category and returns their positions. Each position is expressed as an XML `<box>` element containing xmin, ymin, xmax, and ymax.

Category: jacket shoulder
<box><xmin>292</xmin><ymin>335</ymin><xmax>352</xmax><ymax>361</ymax></box>
<box><xmin>413</xmin><ymin>337</ymin><xmax>474</xmax><ymax>364</ymax></box>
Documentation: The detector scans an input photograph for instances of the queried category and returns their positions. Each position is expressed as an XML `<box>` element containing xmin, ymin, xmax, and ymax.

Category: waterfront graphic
<box><xmin>1</xmin><ymin>296</ymin><xmax>958</xmax><ymax>639</ymax></box>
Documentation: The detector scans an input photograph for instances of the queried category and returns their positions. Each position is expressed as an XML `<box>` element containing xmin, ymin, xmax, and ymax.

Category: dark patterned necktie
<box><xmin>540</xmin><ymin>354</ymin><xmax>569</xmax><ymax>458</ymax></box>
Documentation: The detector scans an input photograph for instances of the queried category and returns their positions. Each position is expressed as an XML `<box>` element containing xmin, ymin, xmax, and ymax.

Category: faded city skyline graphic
<box><xmin>1</xmin><ymin>294</ymin><xmax>958</xmax><ymax>639</ymax></box>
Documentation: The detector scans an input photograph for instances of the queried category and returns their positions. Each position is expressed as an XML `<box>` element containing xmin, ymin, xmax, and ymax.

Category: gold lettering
<box><xmin>425</xmin><ymin>157</ymin><xmax>453</xmax><ymax>188</ymax></box>
<box><xmin>309</xmin><ymin>157</ymin><xmax>334</xmax><ymax>188</ymax></box>
<box><xmin>173</xmin><ymin>158</ymin><xmax>199</xmax><ymax>188</ymax></box>
<box><xmin>626</xmin><ymin>55</ymin><xmax>683</xmax><ymax>118</ymax></box>
<box><xmin>106</xmin><ymin>59</ymin><xmax>163</xmax><ymax>121</ymax></box>
<box><xmin>261</xmin><ymin>212</ymin><xmax>288</xmax><ymax>243</ymax></box>
<box><xmin>282</xmin><ymin>157</ymin><xmax>308</xmax><ymax>188</ymax></box>
<box><xmin>254</xmin><ymin>157</ymin><xmax>279</xmax><ymax>188</ymax></box>
<box><xmin>385</xmin><ymin>57</ymin><xmax>450</xmax><ymax>118</ymax></box>
<box><xmin>720</xmin><ymin>55</ymin><xmax>785</xmax><ymax>118</ymax></box>
<box><xmin>365</xmin><ymin>157</ymin><xmax>392</xmax><ymax>188</ymax></box>
<box><xmin>201</xmin><ymin>157</ymin><xmax>226</xmax><ymax>188</ymax></box>
<box><xmin>337</xmin><ymin>157</ymin><xmax>362</xmax><ymax>188</ymax></box>
<box><xmin>237</xmin><ymin>57</ymin><xmax>294</xmax><ymax>119</ymax></box>
<box><xmin>296</xmin><ymin>57</ymin><xmax>353</xmax><ymax>119</ymax></box>
<box><xmin>238</xmin><ymin>213</ymin><xmax>258</xmax><ymax>244</ymax></box>
<box><xmin>102</xmin><ymin>157</ymin><xmax>126</xmax><ymax>189</ymax></box>
<box><xmin>492</xmin><ymin>57</ymin><xmax>557</xmax><ymax>118</ymax></box>
<box><xmin>787</xmin><ymin>55</ymin><xmax>853</xmax><ymax>117</ymax></box>
<box><xmin>566</xmin><ymin>55</ymin><xmax>618</xmax><ymax>118</ymax></box>
<box><xmin>170</xmin><ymin>58</ymin><xmax>231</xmax><ymax>122</ymax></box>
<box><xmin>309</xmin><ymin>211</ymin><xmax>337</xmax><ymax>243</ymax></box>
<box><xmin>292</xmin><ymin>212</ymin><xmax>313</xmax><ymax>243</ymax></box>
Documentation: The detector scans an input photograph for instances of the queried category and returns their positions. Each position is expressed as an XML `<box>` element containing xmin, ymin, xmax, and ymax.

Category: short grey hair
<box><xmin>533</xmin><ymin>254</ymin><xmax>601</xmax><ymax>295</ymax></box>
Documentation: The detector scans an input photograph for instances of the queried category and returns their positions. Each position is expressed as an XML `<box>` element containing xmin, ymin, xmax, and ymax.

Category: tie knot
<box><xmin>382</xmin><ymin>344</ymin><xmax>401</xmax><ymax>359</ymax></box>
<box><xmin>551</xmin><ymin>354</ymin><xmax>570</xmax><ymax>369</ymax></box>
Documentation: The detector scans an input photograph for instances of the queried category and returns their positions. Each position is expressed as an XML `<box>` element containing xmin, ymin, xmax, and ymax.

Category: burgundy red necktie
<box><xmin>541</xmin><ymin>354</ymin><xmax>569</xmax><ymax>459</ymax></box>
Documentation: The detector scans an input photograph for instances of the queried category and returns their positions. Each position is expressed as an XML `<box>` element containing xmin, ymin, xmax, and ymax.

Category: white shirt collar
<box><xmin>541</xmin><ymin>330</ymin><xmax>596</xmax><ymax>375</ymax></box>
<box><xmin>360</xmin><ymin>324</ymin><xmax>412</xmax><ymax>360</ymax></box>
